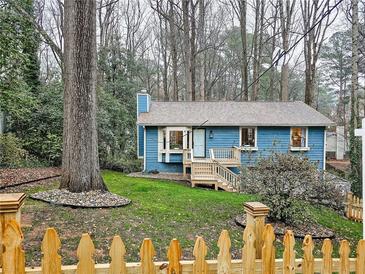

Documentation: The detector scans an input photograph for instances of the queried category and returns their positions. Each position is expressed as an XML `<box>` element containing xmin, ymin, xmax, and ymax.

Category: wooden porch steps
<box><xmin>184</xmin><ymin>147</ymin><xmax>241</xmax><ymax>192</ymax></box>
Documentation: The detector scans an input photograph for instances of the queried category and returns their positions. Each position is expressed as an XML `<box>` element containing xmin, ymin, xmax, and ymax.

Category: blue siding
<box><xmin>306</xmin><ymin>127</ymin><xmax>325</xmax><ymax>169</ymax></box>
<box><xmin>204</xmin><ymin>127</ymin><xmax>240</xmax><ymax>156</ymax></box>
<box><xmin>240</xmin><ymin>126</ymin><xmax>324</xmax><ymax>169</ymax></box>
<box><xmin>145</xmin><ymin>127</ymin><xmax>183</xmax><ymax>173</ymax></box>
<box><xmin>137</xmin><ymin>94</ymin><xmax>150</xmax><ymax>158</ymax></box>
<box><xmin>137</xmin><ymin>94</ymin><xmax>149</xmax><ymax>114</ymax></box>
<box><xmin>143</xmin><ymin>126</ymin><xmax>325</xmax><ymax>173</ymax></box>
<box><xmin>241</xmin><ymin>127</ymin><xmax>291</xmax><ymax>166</ymax></box>
<box><xmin>138</xmin><ymin>126</ymin><xmax>144</xmax><ymax>157</ymax></box>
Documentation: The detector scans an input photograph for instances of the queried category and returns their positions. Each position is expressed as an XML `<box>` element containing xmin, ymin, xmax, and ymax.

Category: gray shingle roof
<box><xmin>137</xmin><ymin>101</ymin><xmax>334</xmax><ymax>126</ymax></box>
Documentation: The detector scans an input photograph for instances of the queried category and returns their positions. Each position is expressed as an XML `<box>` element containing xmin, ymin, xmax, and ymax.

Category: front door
<box><xmin>193</xmin><ymin>129</ymin><xmax>206</xmax><ymax>157</ymax></box>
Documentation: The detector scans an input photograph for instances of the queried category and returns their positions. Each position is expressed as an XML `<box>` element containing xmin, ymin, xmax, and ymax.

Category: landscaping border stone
<box><xmin>30</xmin><ymin>189</ymin><xmax>131</xmax><ymax>208</ymax></box>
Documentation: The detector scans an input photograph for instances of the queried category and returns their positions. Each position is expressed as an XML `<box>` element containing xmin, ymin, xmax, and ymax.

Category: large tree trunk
<box><xmin>279</xmin><ymin>0</ymin><xmax>296</xmax><ymax>101</ymax></box>
<box><xmin>251</xmin><ymin>0</ymin><xmax>261</xmax><ymax>101</ymax></box>
<box><xmin>349</xmin><ymin>0</ymin><xmax>361</xmax><ymax>195</ymax></box>
<box><xmin>239</xmin><ymin>0</ymin><xmax>249</xmax><ymax>101</ymax></box>
<box><xmin>169</xmin><ymin>0</ymin><xmax>179</xmax><ymax>101</ymax></box>
<box><xmin>182</xmin><ymin>0</ymin><xmax>192</xmax><ymax>100</ymax></box>
<box><xmin>61</xmin><ymin>0</ymin><xmax>107</xmax><ymax>192</ymax></box>
<box><xmin>198</xmin><ymin>0</ymin><xmax>206</xmax><ymax>101</ymax></box>
<box><xmin>190</xmin><ymin>0</ymin><xmax>197</xmax><ymax>101</ymax></box>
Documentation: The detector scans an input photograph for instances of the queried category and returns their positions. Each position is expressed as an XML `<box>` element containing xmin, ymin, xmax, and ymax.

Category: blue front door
<box><xmin>193</xmin><ymin>129</ymin><xmax>205</xmax><ymax>157</ymax></box>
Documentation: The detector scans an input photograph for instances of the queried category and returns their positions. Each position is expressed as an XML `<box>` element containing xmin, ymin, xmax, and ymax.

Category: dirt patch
<box><xmin>0</xmin><ymin>167</ymin><xmax>61</xmax><ymax>188</ymax></box>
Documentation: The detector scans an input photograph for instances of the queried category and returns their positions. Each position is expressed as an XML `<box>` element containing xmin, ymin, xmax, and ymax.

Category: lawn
<box><xmin>6</xmin><ymin>170</ymin><xmax>363</xmax><ymax>266</ymax></box>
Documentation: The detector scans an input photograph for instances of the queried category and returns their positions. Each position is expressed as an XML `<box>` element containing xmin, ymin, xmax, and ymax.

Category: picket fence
<box><xmin>345</xmin><ymin>192</ymin><xmax>363</xmax><ymax>223</ymax></box>
<box><xmin>1</xmin><ymin>219</ymin><xmax>365</xmax><ymax>274</ymax></box>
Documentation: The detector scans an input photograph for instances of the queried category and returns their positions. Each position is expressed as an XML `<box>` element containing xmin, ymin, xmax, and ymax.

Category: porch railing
<box><xmin>209</xmin><ymin>147</ymin><xmax>241</xmax><ymax>163</ymax></box>
<box><xmin>191</xmin><ymin>160</ymin><xmax>240</xmax><ymax>191</ymax></box>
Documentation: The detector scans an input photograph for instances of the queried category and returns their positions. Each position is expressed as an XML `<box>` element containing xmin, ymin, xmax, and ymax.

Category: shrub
<box><xmin>101</xmin><ymin>156</ymin><xmax>142</xmax><ymax>173</ymax></box>
<box><xmin>240</xmin><ymin>153</ymin><xmax>343</xmax><ymax>225</ymax></box>
<box><xmin>0</xmin><ymin>133</ymin><xmax>28</xmax><ymax>167</ymax></box>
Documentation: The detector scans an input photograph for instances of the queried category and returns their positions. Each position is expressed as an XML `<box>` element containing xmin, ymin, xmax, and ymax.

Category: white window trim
<box><xmin>290</xmin><ymin>127</ymin><xmax>310</xmax><ymax>151</ymax></box>
<box><xmin>158</xmin><ymin>127</ymin><xmax>192</xmax><ymax>162</ymax></box>
<box><xmin>239</xmin><ymin>126</ymin><xmax>258</xmax><ymax>150</ymax></box>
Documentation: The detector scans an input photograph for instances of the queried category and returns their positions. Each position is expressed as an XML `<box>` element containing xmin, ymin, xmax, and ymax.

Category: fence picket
<box><xmin>262</xmin><ymin>224</ymin><xmax>275</xmax><ymax>274</ymax></box>
<box><xmin>2</xmin><ymin>220</ymin><xmax>25</xmax><ymax>274</ymax></box>
<box><xmin>302</xmin><ymin>235</ymin><xmax>314</xmax><ymax>274</ymax></box>
<box><xmin>217</xmin><ymin>230</ymin><xmax>231</xmax><ymax>274</ymax></box>
<box><xmin>167</xmin><ymin>239</ymin><xmax>182</xmax><ymax>274</ymax></box>
<box><xmin>109</xmin><ymin>235</ymin><xmax>126</xmax><ymax>274</ymax></box>
<box><xmin>283</xmin><ymin>230</ymin><xmax>295</xmax><ymax>274</ymax></box>
<box><xmin>321</xmin><ymin>239</ymin><xmax>333</xmax><ymax>274</ymax></box>
<box><xmin>339</xmin><ymin>240</ymin><xmax>350</xmax><ymax>274</ymax></box>
<box><xmin>242</xmin><ymin>225</ymin><xmax>256</xmax><ymax>274</ymax></box>
<box><xmin>76</xmin><ymin>233</ymin><xmax>95</xmax><ymax>274</ymax></box>
<box><xmin>140</xmin><ymin>238</ymin><xmax>156</xmax><ymax>274</ymax></box>
<box><xmin>193</xmin><ymin>236</ymin><xmax>208</xmax><ymax>274</ymax></box>
<box><xmin>41</xmin><ymin>228</ymin><xmax>61</xmax><ymax>274</ymax></box>
<box><xmin>356</xmin><ymin>239</ymin><xmax>365</xmax><ymax>274</ymax></box>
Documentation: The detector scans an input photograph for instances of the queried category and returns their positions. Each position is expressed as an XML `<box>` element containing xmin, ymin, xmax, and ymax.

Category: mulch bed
<box><xmin>0</xmin><ymin>167</ymin><xmax>61</xmax><ymax>188</ymax></box>
<box><xmin>235</xmin><ymin>214</ymin><xmax>335</xmax><ymax>239</ymax></box>
<box><xmin>30</xmin><ymin>189</ymin><xmax>131</xmax><ymax>208</ymax></box>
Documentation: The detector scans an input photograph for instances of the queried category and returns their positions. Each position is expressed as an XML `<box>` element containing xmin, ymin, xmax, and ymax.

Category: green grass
<box><xmin>17</xmin><ymin>170</ymin><xmax>363</xmax><ymax>266</ymax></box>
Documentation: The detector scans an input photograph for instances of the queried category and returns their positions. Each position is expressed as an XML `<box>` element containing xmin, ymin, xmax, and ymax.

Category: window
<box><xmin>241</xmin><ymin>127</ymin><xmax>256</xmax><ymax>147</ymax></box>
<box><xmin>291</xmin><ymin>127</ymin><xmax>307</xmax><ymax>147</ymax></box>
<box><xmin>169</xmin><ymin>131</ymin><xmax>183</xmax><ymax>150</ymax></box>
<box><xmin>162</xmin><ymin>129</ymin><xmax>166</xmax><ymax>150</ymax></box>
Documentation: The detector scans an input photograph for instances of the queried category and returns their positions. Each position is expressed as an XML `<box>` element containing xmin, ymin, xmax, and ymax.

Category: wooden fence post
<box><xmin>41</xmin><ymin>228</ymin><xmax>62</xmax><ymax>274</ymax></box>
<box><xmin>321</xmin><ymin>239</ymin><xmax>333</xmax><ymax>274</ymax></box>
<box><xmin>283</xmin><ymin>230</ymin><xmax>295</xmax><ymax>274</ymax></box>
<box><xmin>242</xmin><ymin>225</ymin><xmax>256</xmax><ymax>274</ymax></box>
<box><xmin>109</xmin><ymin>235</ymin><xmax>127</xmax><ymax>274</ymax></box>
<box><xmin>2</xmin><ymin>220</ymin><xmax>25</xmax><ymax>274</ymax></box>
<box><xmin>262</xmin><ymin>224</ymin><xmax>275</xmax><ymax>274</ymax></box>
<box><xmin>167</xmin><ymin>239</ymin><xmax>182</xmax><ymax>274</ymax></box>
<box><xmin>243</xmin><ymin>202</ymin><xmax>270</xmax><ymax>259</ymax></box>
<box><xmin>76</xmin><ymin>233</ymin><xmax>95</xmax><ymax>274</ymax></box>
<box><xmin>0</xmin><ymin>193</ymin><xmax>26</xmax><ymax>268</ymax></box>
<box><xmin>345</xmin><ymin>192</ymin><xmax>353</xmax><ymax>219</ymax></box>
<box><xmin>193</xmin><ymin>236</ymin><xmax>208</xmax><ymax>274</ymax></box>
<box><xmin>302</xmin><ymin>235</ymin><xmax>314</xmax><ymax>274</ymax></box>
<box><xmin>356</xmin><ymin>239</ymin><xmax>365</xmax><ymax>274</ymax></box>
<box><xmin>339</xmin><ymin>240</ymin><xmax>350</xmax><ymax>274</ymax></box>
<box><xmin>140</xmin><ymin>238</ymin><xmax>156</xmax><ymax>274</ymax></box>
<box><xmin>217</xmin><ymin>230</ymin><xmax>231</xmax><ymax>274</ymax></box>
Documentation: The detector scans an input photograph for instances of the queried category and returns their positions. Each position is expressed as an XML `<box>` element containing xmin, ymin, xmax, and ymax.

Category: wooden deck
<box><xmin>183</xmin><ymin>148</ymin><xmax>241</xmax><ymax>192</ymax></box>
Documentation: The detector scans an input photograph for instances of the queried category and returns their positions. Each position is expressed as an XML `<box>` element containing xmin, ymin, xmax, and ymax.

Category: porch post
<box><xmin>0</xmin><ymin>193</ymin><xmax>26</xmax><ymax>267</ymax></box>
<box><xmin>244</xmin><ymin>201</ymin><xmax>270</xmax><ymax>259</ymax></box>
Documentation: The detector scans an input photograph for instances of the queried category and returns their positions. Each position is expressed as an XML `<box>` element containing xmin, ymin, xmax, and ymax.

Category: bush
<box><xmin>240</xmin><ymin>153</ymin><xmax>343</xmax><ymax>225</ymax></box>
<box><xmin>0</xmin><ymin>133</ymin><xmax>28</xmax><ymax>167</ymax></box>
<box><xmin>101</xmin><ymin>156</ymin><xmax>142</xmax><ymax>173</ymax></box>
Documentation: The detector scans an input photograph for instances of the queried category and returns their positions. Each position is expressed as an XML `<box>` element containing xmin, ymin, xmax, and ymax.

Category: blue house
<box><xmin>137</xmin><ymin>92</ymin><xmax>334</xmax><ymax>191</ymax></box>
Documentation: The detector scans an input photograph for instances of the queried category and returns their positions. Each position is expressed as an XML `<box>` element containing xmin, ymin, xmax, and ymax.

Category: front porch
<box><xmin>183</xmin><ymin>147</ymin><xmax>241</xmax><ymax>192</ymax></box>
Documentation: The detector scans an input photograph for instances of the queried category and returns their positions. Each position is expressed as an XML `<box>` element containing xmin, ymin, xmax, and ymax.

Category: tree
<box><xmin>300</xmin><ymin>0</ymin><xmax>335</xmax><ymax>107</ymax></box>
<box><xmin>279</xmin><ymin>0</ymin><xmax>296</xmax><ymax>101</ymax></box>
<box><xmin>61</xmin><ymin>0</ymin><xmax>107</xmax><ymax>192</ymax></box>
<box><xmin>321</xmin><ymin>31</ymin><xmax>351</xmax><ymax>130</ymax></box>
<box><xmin>349</xmin><ymin>0</ymin><xmax>362</xmax><ymax>196</ymax></box>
